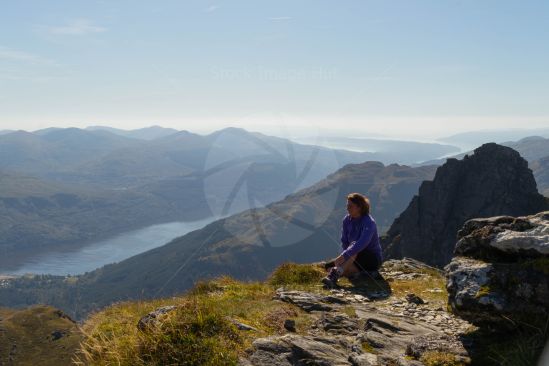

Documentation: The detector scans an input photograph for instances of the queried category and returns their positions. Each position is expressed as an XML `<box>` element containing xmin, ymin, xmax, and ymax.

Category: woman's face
<box><xmin>346</xmin><ymin>199</ymin><xmax>361</xmax><ymax>218</ymax></box>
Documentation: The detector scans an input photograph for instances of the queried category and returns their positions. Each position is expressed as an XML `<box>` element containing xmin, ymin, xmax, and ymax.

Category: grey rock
<box><xmin>50</xmin><ymin>330</ymin><xmax>66</xmax><ymax>341</ymax></box>
<box><xmin>319</xmin><ymin>313</ymin><xmax>359</xmax><ymax>335</ymax></box>
<box><xmin>247</xmin><ymin>334</ymin><xmax>356</xmax><ymax>366</ymax></box>
<box><xmin>283</xmin><ymin>319</ymin><xmax>296</xmax><ymax>332</ymax></box>
<box><xmin>242</xmin><ymin>259</ymin><xmax>473</xmax><ymax>365</ymax></box>
<box><xmin>405</xmin><ymin>293</ymin><xmax>424</xmax><ymax>305</ymax></box>
<box><xmin>275</xmin><ymin>290</ymin><xmax>339</xmax><ymax>312</ymax></box>
<box><xmin>406</xmin><ymin>333</ymin><xmax>470</xmax><ymax>363</ymax></box>
<box><xmin>446</xmin><ymin>211</ymin><xmax>549</xmax><ymax>327</ymax></box>
<box><xmin>227</xmin><ymin>317</ymin><xmax>258</xmax><ymax>331</ymax></box>
<box><xmin>455</xmin><ymin>211</ymin><xmax>549</xmax><ymax>260</ymax></box>
<box><xmin>137</xmin><ymin>305</ymin><xmax>177</xmax><ymax>331</ymax></box>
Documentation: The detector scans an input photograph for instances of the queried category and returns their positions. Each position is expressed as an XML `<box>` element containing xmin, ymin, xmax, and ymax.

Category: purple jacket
<box><xmin>340</xmin><ymin>213</ymin><xmax>383</xmax><ymax>261</ymax></box>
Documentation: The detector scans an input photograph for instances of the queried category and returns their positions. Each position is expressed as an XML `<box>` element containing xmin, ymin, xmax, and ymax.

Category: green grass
<box><xmin>267</xmin><ymin>262</ymin><xmax>326</xmax><ymax>287</ymax></box>
<box><xmin>361</xmin><ymin>341</ymin><xmax>378</xmax><ymax>354</ymax></box>
<box><xmin>386</xmin><ymin>270</ymin><xmax>448</xmax><ymax>306</ymax></box>
<box><xmin>75</xmin><ymin>269</ymin><xmax>319</xmax><ymax>366</ymax></box>
<box><xmin>73</xmin><ymin>261</ymin><xmax>453</xmax><ymax>365</ymax></box>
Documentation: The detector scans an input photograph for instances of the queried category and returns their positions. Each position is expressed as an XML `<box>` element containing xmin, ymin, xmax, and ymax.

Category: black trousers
<box><xmin>353</xmin><ymin>250</ymin><xmax>382</xmax><ymax>271</ymax></box>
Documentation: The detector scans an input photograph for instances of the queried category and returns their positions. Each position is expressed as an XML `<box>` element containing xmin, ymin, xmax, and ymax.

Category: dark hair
<box><xmin>347</xmin><ymin>192</ymin><xmax>370</xmax><ymax>216</ymax></box>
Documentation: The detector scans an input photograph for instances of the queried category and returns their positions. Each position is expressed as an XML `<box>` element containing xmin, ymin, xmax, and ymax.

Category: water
<box><xmin>2</xmin><ymin>217</ymin><xmax>217</xmax><ymax>276</ymax></box>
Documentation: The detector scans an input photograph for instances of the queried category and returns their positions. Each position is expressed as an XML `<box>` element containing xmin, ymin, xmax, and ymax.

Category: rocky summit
<box><xmin>382</xmin><ymin>143</ymin><xmax>548</xmax><ymax>267</ymax></box>
<box><xmin>445</xmin><ymin>211</ymin><xmax>549</xmax><ymax>327</ymax></box>
<box><xmin>242</xmin><ymin>261</ymin><xmax>472</xmax><ymax>366</ymax></box>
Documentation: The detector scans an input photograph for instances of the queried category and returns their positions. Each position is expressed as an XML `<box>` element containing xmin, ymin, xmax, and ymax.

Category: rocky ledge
<box><xmin>445</xmin><ymin>211</ymin><xmax>549</xmax><ymax>327</ymax></box>
<box><xmin>239</xmin><ymin>258</ymin><xmax>472</xmax><ymax>366</ymax></box>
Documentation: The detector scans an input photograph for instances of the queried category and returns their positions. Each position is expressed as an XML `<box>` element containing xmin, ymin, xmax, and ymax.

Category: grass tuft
<box><xmin>267</xmin><ymin>262</ymin><xmax>325</xmax><ymax>287</ymax></box>
<box><xmin>420</xmin><ymin>351</ymin><xmax>465</xmax><ymax>366</ymax></box>
<box><xmin>74</xmin><ymin>266</ymin><xmax>322</xmax><ymax>365</ymax></box>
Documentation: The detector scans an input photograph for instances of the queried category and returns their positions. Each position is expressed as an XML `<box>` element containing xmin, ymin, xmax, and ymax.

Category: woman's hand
<box><xmin>334</xmin><ymin>255</ymin><xmax>345</xmax><ymax>267</ymax></box>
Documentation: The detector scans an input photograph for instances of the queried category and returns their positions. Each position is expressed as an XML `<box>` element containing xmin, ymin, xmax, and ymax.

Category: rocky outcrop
<box><xmin>383</xmin><ymin>143</ymin><xmax>548</xmax><ymax>267</ymax></box>
<box><xmin>241</xmin><ymin>259</ymin><xmax>472</xmax><ymax>366</ymax></box>
<box><xmin>445</xmin><ymin>211</ymin><xmax>549</xmax><ymax>327</ymax></box>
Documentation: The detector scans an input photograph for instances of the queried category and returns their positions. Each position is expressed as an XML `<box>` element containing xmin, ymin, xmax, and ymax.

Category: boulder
<box><xmin>445</xmin><ymin>211</ymin><xmax>549</xmax><ymax>326</ymax></box>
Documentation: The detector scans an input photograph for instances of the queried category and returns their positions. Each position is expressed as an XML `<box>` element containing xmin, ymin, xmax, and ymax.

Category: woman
<box><xmin>322</xmin><ymin>192</ymin><xmax>383</xmax><ymax>288</ymax></box>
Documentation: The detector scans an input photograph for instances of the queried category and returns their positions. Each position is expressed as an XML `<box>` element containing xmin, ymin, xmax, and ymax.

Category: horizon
<box><xmin>2</xmin><ymin>123</ymin><xmax>549</xmax><ymax>145</ymax></box>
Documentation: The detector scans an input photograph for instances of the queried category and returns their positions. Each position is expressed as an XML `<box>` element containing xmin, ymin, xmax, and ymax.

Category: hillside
<box><xmin>0</xmin><ymin>161</ymin><xmax>437</xmax><ymax>319</ymax></box>
<box><xmin>0</xmin><ymin>171</ymin><xmax>181</xmax><ymax>266</ymax></box>
<box><xmin>8</xmin><ymin>251</ymin><xmax>545</xmax><ymax>365</ymax></box>
<box><xmin>0</xmin><ymin>128</ymin><xmax>140</xmax><ymax>177</ymax></box>
<box><xmin>74</xmin><ymin>260</ymin><xmax>463</xmax><ymax>366</ymax></box>
<box><xmin>0</xmin><ymin>305</ymin><xmax>82</xmax><ymax>366</ymax></box>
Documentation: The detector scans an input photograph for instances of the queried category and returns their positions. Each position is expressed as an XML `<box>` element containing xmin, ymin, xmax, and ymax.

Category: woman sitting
<box><xmin>322</xmin><ymin>192</ymin><xmax>383</xmax><ymax>288</ymax></box>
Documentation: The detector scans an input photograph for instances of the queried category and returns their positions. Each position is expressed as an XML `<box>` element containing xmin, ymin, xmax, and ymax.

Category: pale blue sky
<box><xmin>0</xmin><ymin>1</ymin><xmax>548</xmax><ymax>138</ymax></box>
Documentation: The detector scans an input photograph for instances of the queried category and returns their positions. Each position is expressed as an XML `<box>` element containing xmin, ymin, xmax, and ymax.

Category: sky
<box><xmin>0</xmin><ymin>0</ymin><xmax>548</xmax><ymax>139</ymax></box>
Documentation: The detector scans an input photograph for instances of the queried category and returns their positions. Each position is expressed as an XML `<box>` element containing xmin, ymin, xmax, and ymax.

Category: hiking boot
<box><xmin>321</xmin><ymin>267</ymin><xmax>341</xmax><ymax>289</ymax></box>
<box><xmin>366</xmin><ymin>270</ymin><xmax>383</xmax><ymax>280</ymax></box>
<box><xmin>348</xmin><ymin>271</ymin><xmax>363</xmax><ymax>281</ymax></box>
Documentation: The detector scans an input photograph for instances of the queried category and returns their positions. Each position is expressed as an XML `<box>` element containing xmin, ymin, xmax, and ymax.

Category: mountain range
<box><xmin>0</xmin><ymin>126</ymin><xmax>457</xmax><ymax>264</ymax></box>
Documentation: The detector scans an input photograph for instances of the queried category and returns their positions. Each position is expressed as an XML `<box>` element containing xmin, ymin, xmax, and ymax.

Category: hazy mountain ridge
<box><xmin>0</xmin><ymin>126</ymin><xmax>456</xmax><ymax>265</ymax></box>
<box><xmin>437</xmin><ymin>128</ymin><xmax>549</xmax><ymax>149</ymax></box>
<box><xmin>293</xmin><ymin>136</ymin><xmax>460</xmax><ymax>164</ymax></box>
<box><xmin>86</xmin><ymin>125</ymin><xmax>179</xmax><ymax>140</ymax></box>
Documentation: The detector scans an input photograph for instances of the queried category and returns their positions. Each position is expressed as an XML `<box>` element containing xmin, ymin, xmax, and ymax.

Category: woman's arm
<box><xmin>340</xmin><ymin>215</ymin><xmax>349</xmax><ymax>249</ymax></box>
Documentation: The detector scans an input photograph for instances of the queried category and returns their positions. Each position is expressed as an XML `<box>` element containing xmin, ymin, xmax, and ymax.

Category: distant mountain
<box><xmin>503</xmin><ymin>135</ymin><xmax>549</xmax><ymax>161</ymax></box>
<box><xmin>383</xmin><ymin>143</ymin><xmax>548</xmax><ymax>267</ymax></box>
<box><xmin>530</xmin><ymin>156</ymin><xmax>549</xmax><ymax>196</ymax></box>
<box><xmin>0</xmin><ymin>127</ymin><xmax>378</xmax><ymax>188</ymax></box>
<box><xmin>421</xmin><ymin>136</ymin><xmax>549</xmax><ymax>164</ymax></box>
<box><xmin>69</xmin><ymin>127</ymin><xmax>382</xmax><ymax>189</ymax></box>
<box><xmin>0</xmin><ymin>161</ymin><xmax>437</xmax><ymax>319</ymax></box>
<box><xmin>292</xmin><ymin>136</ymin><xmax>460</xmax><ymax>164</ymax></box>
<box><xmin>438</xmin><ymin>128</ymin><xmax>549</xmax><ymax>149</ymax></box>
<box><xmin>0</xmin><ymin>130</ymin><xmax>14</xmax><ymax>135</ymax></box>
<box><xmin>86</xmin><ymin>125</ymin><xmax>179</xmax><ymax>140</ymax></box>
<box><xmin>0</xmin><ymin>128</ymin><xmax>140</xmax><ymax>176</ymax></box>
